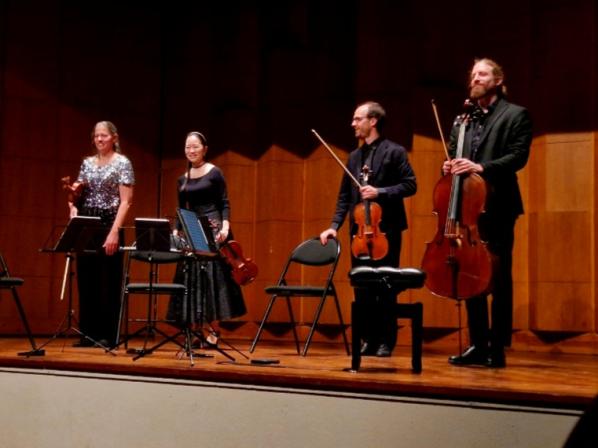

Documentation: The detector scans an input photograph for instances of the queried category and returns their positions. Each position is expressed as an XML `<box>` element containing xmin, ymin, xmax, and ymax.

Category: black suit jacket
<box><xmin>449</xmin><ymin>98</ymin><xmax>532</xmax><ymax>219</ymax></box>
<box><xmin>330</xmin><ymin>138</ymin><xmax>416</xmax><ymax>238</ymax></box>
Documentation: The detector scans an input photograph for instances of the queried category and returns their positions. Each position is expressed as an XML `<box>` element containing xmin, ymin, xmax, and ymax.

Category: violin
<box><xmin>421</xmin><ymin>99</ymin><xmax>493</xmax><ymax>299</ymax></box>
<box><xmin>218</xmin><ymin>240</ymin><xmax>258</xmax><ymax>286</ymax></box>
<box><xmin>61</xmin><ymin>176</ymin><xmax>85</xmax><ymax>205</ymax></box>
<box><xmin>351</xmin><ymin>166</ymin><xmax>389</xmax><ymax>260</ymax></box>
<box><xmin>310</xmin><ymin>129</ymin><xmax>389</xmax><ymax>260</ymax></box>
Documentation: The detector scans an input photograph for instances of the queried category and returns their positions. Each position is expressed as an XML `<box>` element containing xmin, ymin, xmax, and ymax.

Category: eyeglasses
<box><xmin>352</xmin><ymin>116</ymin><xmax>368</xmax><ymax>122</ymax></box>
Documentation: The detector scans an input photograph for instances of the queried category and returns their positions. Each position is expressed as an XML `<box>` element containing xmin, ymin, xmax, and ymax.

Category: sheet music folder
<box><xmin>134</xmin><ymin>218</ymin><xmax>172</xmax><ymax>252</ymax></box>
<box><xmin>176</xmin><ymin>208</ymin><xmax>218</xmax><ymax>258</ymax></box>
<box><xmin>53</xmin><ymin>216</ymin><xmax>107</xmax><ymax>253</ymax></box>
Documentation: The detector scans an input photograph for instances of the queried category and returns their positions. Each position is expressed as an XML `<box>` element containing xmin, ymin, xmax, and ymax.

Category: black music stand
<box><xmin>178</xmin><ymin>208</ymin><xmax>249</xmax><ymax>362</ymax></box>
<box><xmin>130</xmin><ymin>217</ymin><xmax>172</xmax><ymax>344</ymax></box>
<box><xmin>127</xmin><ymin>210</ymin><xmax>233</xmax><ymax>365</ymax></box>
<box><xmin>118</xmin><ymin>218</ymin><xmax>187</xmax><ymax>357</ymax></box>
<box><xmin>135</xmin><ymin>218</ymin><xmax>172</xmax><ymax>253</ymax></box>
<box><xmin>37</xmin><ymin>216</ymin><xmax>114</xmax><ymax>353</ymax></box>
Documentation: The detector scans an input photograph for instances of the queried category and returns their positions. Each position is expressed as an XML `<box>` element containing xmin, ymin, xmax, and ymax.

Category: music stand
<box><xmin>134</xmin><ymin>218</ymin><xmax>172</xmax><ymax>253</ymax></box>
<box><xmin>117</xmin><ymin>218</ymin><xmax>187</xmax><ymax>357</ymax></box>
<box><xmin>37</xmin><ymin>216</ymin><xmax>115</xmax><ymax>353</ymax></box>
<box><xmin>180</xmin><ymin>208</ymin><xmax>249</xmax><ymax>361</ymax></box>
<box><xmin>127</xmin><ymin>210</ymin><xmax>223</xmax><ymax>365</ymax></box>
<box><xmin>134</xmin><ymin>218</ymin><xmax>171</xmax><ymax>341</ymax></box>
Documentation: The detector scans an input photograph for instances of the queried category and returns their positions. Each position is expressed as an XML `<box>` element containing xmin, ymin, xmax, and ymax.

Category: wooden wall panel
<box><xmin>529</xmin><ymin>210</ymin><xmax>593</xmax><ymax>331</ymax></box>
<box><xmin>252</xmin><ymin>146</ymin><xmax>304</xmax><ymax>325</ymax></box>
<box><xmin>528</xmin><ymin>133</ymin><xmax>595</xmax><ymax>332</ymax></box>
<box><xmin>512</xmin><ymin>218</ymin><xmax>530</xmax><ymax>331</ymax></box>
<box><xmin>304</xmin><ymin>145</ymin><xmax>352</xmax><ymax>326</ymax></box>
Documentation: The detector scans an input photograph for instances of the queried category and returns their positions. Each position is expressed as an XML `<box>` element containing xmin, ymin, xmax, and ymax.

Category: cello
<box><xmin>311</xmin><ymin>129</ymin><xmax>388</xmax><ymax>260</ymax></box>
<box><xmin>421</xmin><ymin>100</ymin><xmax>493</xmax><ymax>300</ymax></box>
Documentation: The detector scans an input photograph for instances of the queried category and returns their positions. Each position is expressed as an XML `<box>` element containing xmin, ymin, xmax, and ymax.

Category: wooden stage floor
<box><xmin>1</xmin><ymin>336</ymin><xmax>597</xmax><ymax>410</ymax></box>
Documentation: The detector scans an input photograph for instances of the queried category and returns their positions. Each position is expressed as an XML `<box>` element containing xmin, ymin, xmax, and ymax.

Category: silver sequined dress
<box><xmin>77</xmin><ymin>153</ymin><xmax>135</xmax><ymax>219</ymax></box>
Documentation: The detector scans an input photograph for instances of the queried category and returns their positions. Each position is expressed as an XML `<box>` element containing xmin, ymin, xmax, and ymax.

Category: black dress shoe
<box><xmin>448</xmin><ymin>345</ymin><xmax>488</xmax><ymax>366</ymax></box>
<box><xmin>360</xmin><ymin>342</ymin><xmax>378</xmax><ymax>356</ymax></box>
<box><xmin>486</xmin><ymin>350</ymin><xmax>506</xmax><ymax>368</ymax></box>
<box><xmin>375</xmin><ymin>344</ymin><xmax>392</xmax><ymax>357</ymax></box>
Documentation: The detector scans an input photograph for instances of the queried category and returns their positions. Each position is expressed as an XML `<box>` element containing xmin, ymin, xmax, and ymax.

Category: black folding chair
<box><xmin>0</xmin><ymin>253</ymin><xmax>44</xmax><ymax>356</ymax></box>
<box><xmin>115</xmin><ymin>250</ymin><xmax>187</xmax><ymax>357</ymax></box>
<box><xmin>250</xmin><ymin>237</ymin><xmax>350</xmax><ymax>356</ymax></box>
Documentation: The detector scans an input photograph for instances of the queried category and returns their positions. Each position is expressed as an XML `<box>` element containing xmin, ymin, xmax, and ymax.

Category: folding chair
<box><xmin>0</xmin><ymin>253</ymin><xmax>44</xmax><ymax>356</ymax></box>
<box><xmin>249</xmin><ymin>237</ymin><xmax>350</xmax><ymax>356</ymax></box>
<box><xmin>115</xmin><ymin>249</ymin><xmax>186</xmax><ymax>356</ymax></box>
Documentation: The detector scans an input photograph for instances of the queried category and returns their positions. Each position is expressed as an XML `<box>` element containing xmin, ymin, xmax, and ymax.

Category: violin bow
<box><xmin>310</xmin><ymin>129</ymin><xmax>362</xmax><ymax>189</ymax></box>
<box><xmin>431</xmin><ymin>99</ymin><xmax>451</xmax><ymax>161</ymax></box>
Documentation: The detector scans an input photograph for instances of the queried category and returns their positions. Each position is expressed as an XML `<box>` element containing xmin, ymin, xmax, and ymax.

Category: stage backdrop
<box><xmin>0</xmin><ymin>0</ymin><xmax>597</xmax><ymax>354</ymax></box>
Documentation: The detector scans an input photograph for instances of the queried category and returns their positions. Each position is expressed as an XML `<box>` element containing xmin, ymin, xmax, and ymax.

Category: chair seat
<box><xmin>0</xmin><ymin>277</ymin><xmax>24</xmax><ymax>288</ymax></box>
<box><xmin>349</xmin><ymin>265</ymin><xmax>425</xmax><ymax>373</ymax></box>
<box><xmin>265</xmin><ymin>285</ymin><xmax>330</xmax><ymax>296</ymax></box>
<box><xmin>126</xmin><ymin>282</ymin><xmax>186</xmax><ymax>294</ymax></box>
<box><xmin>130</xmin><ymin>251</ymin><xmax>185</xmax><ymax>264</ymax></box>
<box><xmin>349</xmin><ymin>266</ymin><xmax>425</xmax><ymax>290</ymax></box>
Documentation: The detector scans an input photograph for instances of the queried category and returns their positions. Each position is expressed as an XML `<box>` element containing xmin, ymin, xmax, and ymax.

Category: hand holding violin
<box><xmin>62</xmin><ymin>176</ymin><xmax>86</xmax><ymax>218</ymax></box>
<box><xmin>359</xmin><ymin>184</ymin><xmax>379</xmax><ymax>200</ymax></box>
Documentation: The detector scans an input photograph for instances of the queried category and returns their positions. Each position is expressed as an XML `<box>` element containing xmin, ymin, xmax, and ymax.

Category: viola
<box><xmin>61</xmin><ymin>176</ymin><xmax>85</xmax><ymax>206</ymax></box>
<box><xmin>351</xmin><ymin>166</ymin><xmax>388</xmax><ymax>260</ymax></box>
<box><xmin>310</xmin><ymin>129</ymin><xmax>389</xmax><ymax>260</ymax></box>
<box><xmin>218</xmin><ymin>240</ymin><xmax>258</xmax><ymax>286</ymax></box>
<box><xmin>421</xmin><ymin>99</ymin><xmax>493</xmax><ymax>300</ymax></box>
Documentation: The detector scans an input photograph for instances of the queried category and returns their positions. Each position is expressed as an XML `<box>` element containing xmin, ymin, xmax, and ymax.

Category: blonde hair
<box><xmin>92</xmin><ymin>121</ymin><xmax>121</xmax><ymax>153</ymax></box>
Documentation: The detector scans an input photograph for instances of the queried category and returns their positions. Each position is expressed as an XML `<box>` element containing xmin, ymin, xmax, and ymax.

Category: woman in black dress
<box><xmin>168</xmin><ymin>131</ymin><xmax>246</xmax><ymax>344</ymax></box>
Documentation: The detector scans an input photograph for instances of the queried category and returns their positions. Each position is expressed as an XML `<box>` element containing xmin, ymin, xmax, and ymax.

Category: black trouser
<box><xmin>466</xmin><ymin>214</ymin><xmax>516</xmax><ymax>350</ymax></box>
<box><xmin>75</xmin><ymin>218</ymin><xmax>123</xmax><ymax>346</ymax></box>
<box><xmin>352</xmin><ymin>231</ymin><xmax>402</xmax><ymax>349</ymax></box>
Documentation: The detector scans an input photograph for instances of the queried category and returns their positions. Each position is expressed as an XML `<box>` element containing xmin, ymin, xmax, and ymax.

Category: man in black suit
<box><xmin>444</xmin><ymin>58</ymin><xmax>532</xmax><ymax>368</ymax></box>
<box><xmin>319</xmin><ymin>101</ymin><xmax>417</xmax><ymax>357</ymax></box>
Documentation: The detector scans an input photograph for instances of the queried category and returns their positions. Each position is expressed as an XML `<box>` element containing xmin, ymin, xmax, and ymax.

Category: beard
<box><xmin>470</xmin><ymin>84</ymin><xmax>488</xmax><ymax>99</ymax></box>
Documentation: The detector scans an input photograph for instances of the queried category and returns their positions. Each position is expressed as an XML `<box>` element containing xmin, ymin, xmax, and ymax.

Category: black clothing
<box><xmin>330</xmin><ymin>138</ymin><xmax>416</xmax><ymax>351</ymax></box>
<box><xmin>74</xmin><ymin>154</ymin><xmax>134</xmax><ymax>347</ymax></box>
<box><xmin>168</xmin><ymin>167</ymin><xmax>246</xmax><ymax>325</ymax></box>
<box><xmin>449</xmin><ymin>97</ymin><xmax>532</xmax><ymax>350</ymax></box>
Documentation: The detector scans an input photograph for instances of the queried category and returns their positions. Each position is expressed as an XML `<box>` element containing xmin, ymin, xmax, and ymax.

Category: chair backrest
<box><xmin>290</xmin><ymin>237</ymin><xmax>340</xmax><ymax>266</ymax></box>
<box><xmin>0</xmin><ymin>253</ymin><xmax>10</xmax><ymax>278</ymax></box>
<box><xmin>275</xmin><ymin>237</ymin><xmax>341</xmax><ymax>288</ymax></box>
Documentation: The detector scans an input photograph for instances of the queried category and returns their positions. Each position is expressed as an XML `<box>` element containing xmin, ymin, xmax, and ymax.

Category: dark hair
<box><xmin>187</xmin><ymin>131</ymin><xmax>207</xmax><ymax>145</ymax></box>
<box><xmin>91</xmin><ymin>121</ymin><xmax>121</xmax><ymax>153</ymax></box>
<box><xmin>472</xmin><ymin>57</ymin><xmax>508</xmax><ymax>97</ymax></box>
<box><xmin>359</xmin><ymin>101</ymin><xmax>386</xmax><ymax>130</ymax></box>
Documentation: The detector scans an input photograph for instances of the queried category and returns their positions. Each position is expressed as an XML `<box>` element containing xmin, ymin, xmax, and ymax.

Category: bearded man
<box><xmin>443</xmin><ymin>58</ymin><xmax>532</xmax><ymax>368</ymax></box>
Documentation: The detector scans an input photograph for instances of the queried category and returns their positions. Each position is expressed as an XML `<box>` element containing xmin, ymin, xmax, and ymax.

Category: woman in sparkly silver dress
<box><xmin>168</xmin><ymin>132</ymin><xmax>246</xmax><ymax>344</ymax></box>
<box><xmin>69</xmin><ymin>121</ymin><xmax>134</xmax><ymax>347</ymax></box>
